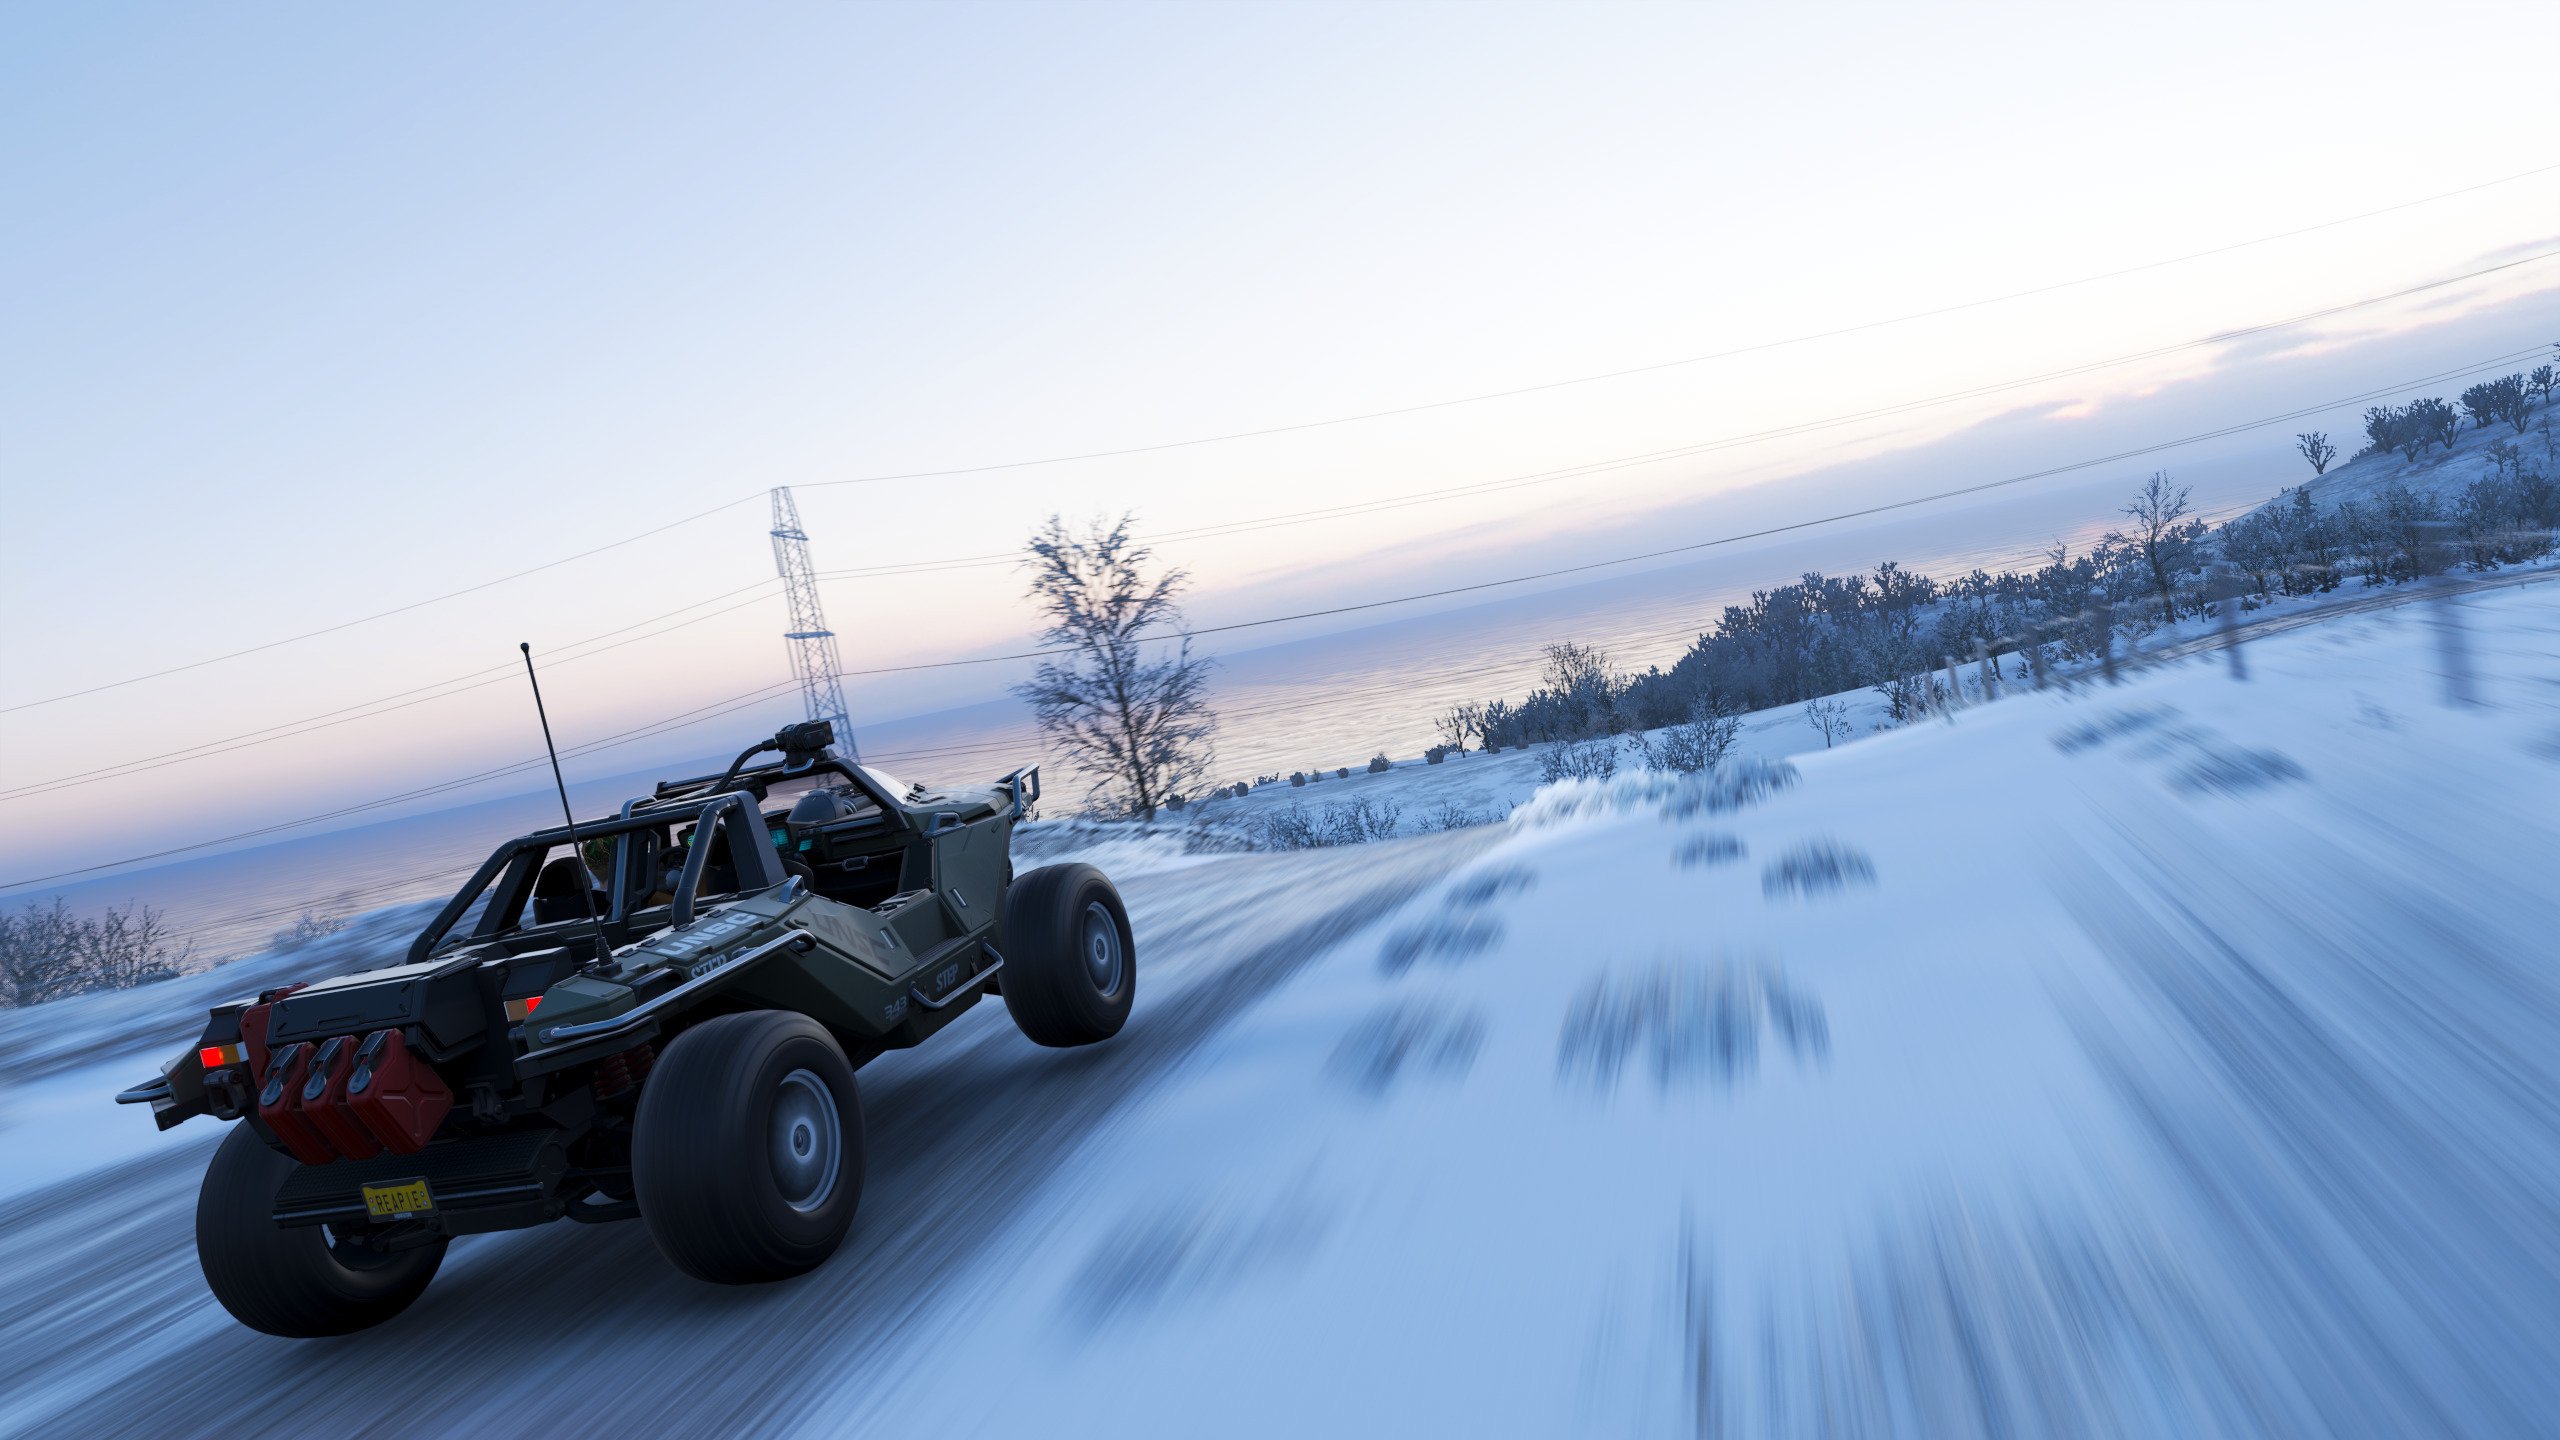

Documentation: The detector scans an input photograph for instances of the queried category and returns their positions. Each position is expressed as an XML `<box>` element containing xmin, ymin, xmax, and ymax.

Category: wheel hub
<box><xmin>768</xmin><ymin>1068</ymin><xmax>841</xmax><ymax>1212</ymax></box>
<box><xmin>1080</xmin><ymin>901</ymin><xmax>1123</xmax><ymax>995</ymax></box>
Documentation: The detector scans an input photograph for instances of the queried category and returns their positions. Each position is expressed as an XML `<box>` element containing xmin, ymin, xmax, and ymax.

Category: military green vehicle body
<box><xmin>117</xmin><ymin>722</ymin><xmax>1135</xmax><ymax>1335</ymax></box>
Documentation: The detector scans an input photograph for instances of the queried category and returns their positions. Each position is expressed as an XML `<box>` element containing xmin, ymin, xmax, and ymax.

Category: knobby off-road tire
<box><xmin>633</xmin><ymin>1011</ymin><xmax>863</xmax><ymax>1284</ymax></box>
<box><xmin>1000</xmin><ymin>863</ymin><xmax>1136</xmax><ymax>1047</ymax></box>
<box><xmin>196</xmin><ymin>1123</ymin><xmax>447</xmax><ymax>1337</ymax></box>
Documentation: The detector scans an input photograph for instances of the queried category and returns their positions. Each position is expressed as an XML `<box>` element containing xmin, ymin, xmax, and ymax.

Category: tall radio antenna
<box><xmin>769</xmin><ymin>486</ymin><xmax>856</xmax><ymax>758</ymax></box>
<box><xmin>518</xmin><ymin>643</ymin><xmax>615</xmax><ymax>968</ymax></box>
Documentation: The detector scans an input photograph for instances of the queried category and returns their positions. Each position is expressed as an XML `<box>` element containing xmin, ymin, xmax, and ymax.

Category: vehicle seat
<box><xmin>531</xmin><ymin>857</ymin><xmax>606</xmax><ymax>924</ymax></box>
<box><xmin>787</xmin><ymin>787</ymin><xmax>903</xmax><ymax>907</ymax></box>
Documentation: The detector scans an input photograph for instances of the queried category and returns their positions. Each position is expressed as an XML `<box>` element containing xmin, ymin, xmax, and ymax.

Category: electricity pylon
<box><xmin>769</xmin><ymin>486</ymin><xmax>857</xmax><ymax>758</ymax></box>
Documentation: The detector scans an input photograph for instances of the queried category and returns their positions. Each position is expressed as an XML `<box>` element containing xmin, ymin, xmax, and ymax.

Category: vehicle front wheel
<box><xmin>196</xmin><ymin>1124</ymin><xmax>446</xmax><ymax>1337</ymax></box>
<box><xmin>1000</xmin><ymin>863</ymin><xmax>1136</xmax><ymax>1047</ymax></box>
<box><xmin>633</xmin><ymin>1012</ymin><xmax>863</xmax><ymax>1284</ymax></box>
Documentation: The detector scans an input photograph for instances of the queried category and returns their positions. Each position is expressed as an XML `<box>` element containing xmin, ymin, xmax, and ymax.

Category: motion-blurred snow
<box><xmin>4</xmin><ymin>578</ymin><xmax>2556</xmax><ymax>1438</ymax></box>
<box><xmin>850</xmin><ymin>577</ymin><xmax>2560</xmax><ymax>1437</ymax></box>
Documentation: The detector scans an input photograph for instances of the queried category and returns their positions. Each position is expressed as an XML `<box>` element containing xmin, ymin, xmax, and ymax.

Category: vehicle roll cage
<box><xmin>406</xmin><ymin>792</ymin><xmax>791</xmax><ymax>966</ymax></box>
<box><xmin>404</xmin><ymin>753</ymin><xmax>1041</xmax><ymax>968</ymax></box>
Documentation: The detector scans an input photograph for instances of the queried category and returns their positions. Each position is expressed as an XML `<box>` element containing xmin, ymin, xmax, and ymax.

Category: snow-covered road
<box><xmin>0</xmin><ymin>833</ymin><xmax>1493</xmax><ymax>1435</ymax></box>
<box><xmin>7</xmin><ymin>580</ymin><xmax>2559</xmax><ymax>1438</ymax></box>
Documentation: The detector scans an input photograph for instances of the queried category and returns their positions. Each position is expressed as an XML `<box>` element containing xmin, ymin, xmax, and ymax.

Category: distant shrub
<box><xmin>1</xmin><ymin>898</ymin><xmax>193</xmax><ymax>1007</ymax></box>
<box><xmin>1289</xmin><ymin>772</ymin><xmax>1307</xmax><ymax>788</ymax></box>
<box><xmin>1418</xmin><ymin>800</ymin><xmax>1508</xmax><ymax>832</ymax></box>
<box><xmin>1367</xmin><ymin>754</ymin><xmax>1392</xmax><ymax>774</ymax></box>
<box><xmin>1163</xmin><ymin>793</ymin><xmax>1187</xmax><ymax>812</ymax></box>
<box><xmin>1335</xmin><ymin>767</ymin><xmax>1350</xmax><ymax>780</ymax></box>
<box><xmin>1425</xmin><ymin>745</ymin><xmax>1449</xmax><ymax>765</ymax></box>
<box><xmin>1625</xmin><ymin>696</ymin><xmax>1742</xmax><ymax>775</ymax></box>
<box><xmin>1244</xmin><ymin>800</ymin><xmax>1404</xmax><ymax>850</ymax></box>
<box><xmin>271</xmin><ymin>910</ymin><xmax>350</xmax><ymax>951</ymax></box>
<box><xmin>1537</xmin><ymin>736</ymin><xmax>1618</xmax><ymax>784</ymax></box>
<box><xmin>1760</xmin><ymin>841</ymin><xmax>1877</xmax><ymax>900</ymax></box>
<box><xmin>1231</xmin><ymin>781</ymin><xmax>1251</xmax><ymax>798</ymax></box>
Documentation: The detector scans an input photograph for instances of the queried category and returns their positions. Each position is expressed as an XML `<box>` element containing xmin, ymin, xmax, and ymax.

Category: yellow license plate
<box><xmin>361</xmin><ymin>1179</ymin><xmax>435</xmax><ymax>1219</ymax></box>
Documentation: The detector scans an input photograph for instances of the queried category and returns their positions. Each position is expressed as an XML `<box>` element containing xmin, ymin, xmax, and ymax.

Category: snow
<box><xmin>9</xmin><ymin>578</ymin><xmax>2559</xmax><ymax>1435</ymax></box>
<box><xmin>830</xmin><ymin>577</ymin><xmax>2560</xmax><ymax>1435</ymax></box>
<box><xmin>2273</xmin><ymin>404</ymin><xmax>2555</xmax><ymax>516</ymax></box>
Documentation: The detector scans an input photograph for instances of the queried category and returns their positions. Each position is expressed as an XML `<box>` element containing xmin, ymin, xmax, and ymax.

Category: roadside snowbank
<box><xmin>854</xmin><ymin>579</ymin><xmax>2560</xmax><ymax>1436</ymax></box>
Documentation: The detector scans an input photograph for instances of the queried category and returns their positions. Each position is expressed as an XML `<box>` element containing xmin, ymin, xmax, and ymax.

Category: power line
<box><xmin>789</xmin><ymin>159</ymin><xmax>2560</xmax><ymax>490</ymax></box>
<box><xmin>0</xmin><ymin>581</ymin><xmax>782</xmax><ymax>805</ymax></box>
<box><xmin>12</xmin><ymin>166</ymin><xmax>2555</xmax><ymax>718</ymax></box>
<box><xmin>0</xmin><ymin>676</ymin><xmax>806</xmax><ymax>894</ymax></box>
<box><xmin>26</xmin><ymin>245</ymin><xmax>2521</xmax><ymax>802</ymax></box>
<box><xmin>812</xmin><ymin>343</ymin><xmax>2556</xmax><ymax>680</ymax></box>
<box><xmin>802</xmin><ymin>246</ymin><xmax>2560</xmax><ymax>585</ymax></box>
<box><xmin>9</xmin><ymin>340</ymin><xmax>2533</xmax><ymax>892</ymax></box>
<box><xmin>0</xmin><ymin>494</ymin><xmax>767</xmax><ymax>719</ymax></box>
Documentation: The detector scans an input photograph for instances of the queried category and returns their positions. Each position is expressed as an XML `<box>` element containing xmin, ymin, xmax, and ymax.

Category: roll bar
<box><xmin>405</xmin><ymin>793</ymin><xmax>786</xmax><ymax>966</ymax></box>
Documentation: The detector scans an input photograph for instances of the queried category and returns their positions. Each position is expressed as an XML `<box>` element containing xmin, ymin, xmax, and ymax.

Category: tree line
<box><xmin>1438</xmin><ymin>362</ymin><xmax>2559</xmax><ymax>752</ymax></box>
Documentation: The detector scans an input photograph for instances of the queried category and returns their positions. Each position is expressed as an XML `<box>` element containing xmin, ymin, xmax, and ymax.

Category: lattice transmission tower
<box><xmin>769</xmin><ymin>486</ymin><xmax>858</xmax><ymax>758</ymax></box>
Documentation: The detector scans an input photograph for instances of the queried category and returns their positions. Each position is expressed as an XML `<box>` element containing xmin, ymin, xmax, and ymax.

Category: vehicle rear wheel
<box><xmin>1000</xmin><ymin>863</ymin><xmax>1136</xmax><ymax>1047</ymax></box>
<box><xmin>632</xmin><ymin>1012</ymin><xmax>863</xmax><ymax>1284</ymax></box>
<box><xmin>196</xmin><ymin>1123</ymin><xmax>446</xmax><ymax>1337</ymax></box>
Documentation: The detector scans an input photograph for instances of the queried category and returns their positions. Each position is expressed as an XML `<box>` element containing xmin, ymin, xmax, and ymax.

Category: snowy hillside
<box><xmin>864</xmin><ymin>577</ymin><xmax>2560</xmax><ymax>1435</ymax></box>
<box><xmin>2257</xmin><ymin>393</ymin><xmax>2555</xmax><ymax>518</ymax></box>
<box><xmin>6</xmin><ymin>576</ymin><xmax>2557</xmax><ymax>1437</ymax></box>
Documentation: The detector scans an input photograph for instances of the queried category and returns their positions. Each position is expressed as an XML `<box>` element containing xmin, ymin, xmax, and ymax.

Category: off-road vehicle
<box><xmin>117</xmin><ymin>721</ymin><xmax>1133</xmax><ymax>1336</ymax></box>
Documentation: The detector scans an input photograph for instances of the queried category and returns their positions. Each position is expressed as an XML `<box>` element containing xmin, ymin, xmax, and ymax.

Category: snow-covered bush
<box><xmin>1513</xmin><ymin>759</ymin><xmax>1798</xmax><ymax>831</ymax></box>
<box><xmin>1327</xmin><ymin>999</ymin><xmax>1486</xmax><ymax>1095</ymax></box>
<box><xmin>1624</xmin><ymin>698</ymin><xmax>1741</xmax><ymax>774</ymax></box>
<box><xmin>1367</xmin><ymin>754</ymin><xmax>1392</xmax><ymax>774</ymax></box>
<box><xmin>1243</xmin><ymin>799</ymin><xmax>1403</xmax><ymax>851</ymax></box>
<box><xmin>1556</xmin><ymin>957</ymin><xmax>1828</xmax><ymax>1094</ymax></box>
<box><xmin>1290</xmin><ymin>772</ymin><xmax>1307</xmax><ymax>788</ymax></box>
<box><xmin>0</xmin><ymin>898</ymin><xmax>192</xmax><ymax>1007</ymax></box>
<box><xmin>270</xmin><ymin>910</ymin><xmax>350</xmax><ymax>951</ymax></box>
<box><xmin>1425</xmin><ymin>745</ymin><xmax>1449</xmax><ymax>764</ymax></box>
<box><xmin>1537</xmin><ymin>736</ymin><xmax>1617</xmax><ymax>784</ymax></box>
<box><xmin>1335</xmin><ymin>767</ymin><xmax>1350</xmax><ymax>780</ymax></box>
<box><xmin>1760</xmin><ymin>840</ymin><xmax>1877</xmax><ymax>899</ymax></box>
<box><xmin>1417</xmin><ymin>801</ymin><xmax>1507</xmax><ymax>832</ymax></box>
<box><xmin>1803</xmin><ymin>696</ymin><xmax>1851</xmax><ymax>748</ymax></box>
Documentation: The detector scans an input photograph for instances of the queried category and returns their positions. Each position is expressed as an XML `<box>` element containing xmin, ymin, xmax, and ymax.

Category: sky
<box><xmin>4</xmin><ymin>0</ymin><xmax>2559</xmax><ymax>881</ymax></box>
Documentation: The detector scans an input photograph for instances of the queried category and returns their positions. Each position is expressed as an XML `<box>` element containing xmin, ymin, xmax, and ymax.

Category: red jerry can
<box><xmin>296</xmin><ymin>1035</ymin><xmax>381</xmax><ymax>1161</ymax></box>
<box><xmin>344</xmin><ymin>1029</ymin><xmax>453</xmax><ymax>1155</ymax></box>
<box><xmin>256</xmin><ymin>1042</ymin><xmax>336</xmax><ymax>1166</ymax></box>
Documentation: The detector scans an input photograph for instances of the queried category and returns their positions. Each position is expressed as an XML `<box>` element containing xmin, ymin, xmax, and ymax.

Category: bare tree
<box><xmin>2295</xmin><ymin>430</ymin><xmax>2336</xmax><ymax>476</ymax></box>
<box><xmin>1539</xmin><ymin>640</ymin><xmax>1622</xmax><ymax>736</ymax></box>
<box><xmin>1432</xmin><ymin>700</ymin><xmax>1484</xmax><ymax>754</ymax></box>
<box><xmin>1802</xmin><ymin>696</ymin><xmax>1850</xmax><ymax>748</ymax></box>
<box><xmin>0</xmin><ymin>898</ymin><xmax>190</xmax><ymax>1006</ymax></box>
<box><xmin>2106</xmin><ymin>472</ymin><xmax>2204</xmax><ymax>623</ymax></box>
<box><xmin>1012</xmin><ymin>514</ymin><xmax>1217</xmax><ymax>819</ymax></box>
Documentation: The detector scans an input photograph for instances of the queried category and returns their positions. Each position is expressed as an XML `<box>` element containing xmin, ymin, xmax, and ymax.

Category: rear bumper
<box><xmin>272</xmin><ymin>1128</ymin><xmax>571</xmax><ymax>1235</ymax></box>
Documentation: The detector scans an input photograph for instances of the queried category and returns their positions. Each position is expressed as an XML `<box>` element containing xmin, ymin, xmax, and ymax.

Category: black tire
<box><xmin>196</xmin><ymin>1124</ymin><xmax>446</xmax><ymax>1337</ymax></box>
<box><xmin>1000</xmin><ymin>863</ymin><xmax>1136</xmax><ymax>1047</ymax></box>
<box><xmin>633</xmin><ymin>1011</ymin><xmax>863</xmax><ymax>1284</ymax></box>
